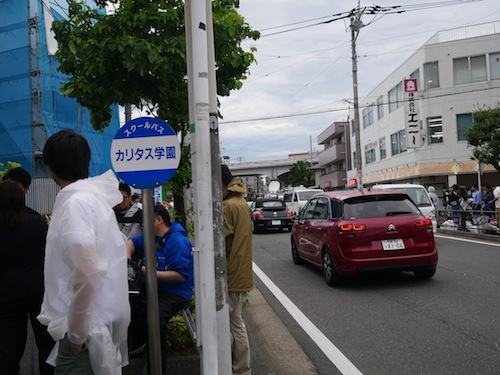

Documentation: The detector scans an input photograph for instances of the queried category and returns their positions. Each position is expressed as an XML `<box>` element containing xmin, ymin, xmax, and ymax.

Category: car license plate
<box><xmin>382</xmin><ymin>239</ymin><xmax>405</xmax><ymax>251</ymax></box>
<box><xmin>271</xmin><ymin>220</ymin><xmax>281</xmax><ymax>226</ymax></box>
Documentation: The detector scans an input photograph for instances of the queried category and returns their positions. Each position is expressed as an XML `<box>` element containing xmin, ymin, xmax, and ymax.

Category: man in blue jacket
<box><xmin>127</xmin><ymin>204</ymin><xmax>194</xmax><ymax>374</ymax></box>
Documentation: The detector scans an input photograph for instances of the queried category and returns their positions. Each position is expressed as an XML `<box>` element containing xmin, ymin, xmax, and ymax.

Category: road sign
<box><xmin>111</xmin><ymin>117</ymin><xmax>180</xmax><ymax>189</ymax></box>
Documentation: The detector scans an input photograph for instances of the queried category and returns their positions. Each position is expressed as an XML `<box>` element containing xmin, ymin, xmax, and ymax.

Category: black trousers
<box><xmin>0</xmin><ymin>295</ymin><xmax>55</xmax><ymax>375</ymax></box>
<box><xmin>138</xmin><ymin>290</ymin><xmax>189</xmax><ymax>375</ymax></box>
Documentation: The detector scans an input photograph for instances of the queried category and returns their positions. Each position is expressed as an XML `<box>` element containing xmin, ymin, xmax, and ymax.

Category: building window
<box><xmin>379</xmin><ymin>137</ymin><xmax>386</xmax><ymax>159</ymax></box>
<box><xmin>424</xmin><ymin>61</ymin><xmax>439</xmax><ymax>89</ymax></box>
<box><xmin>388</xmin><ymin>82</ymin><xmax>403</xmax><ymax>113</ymax></box>
<box><xmin>453</xmin><ymin>55</ymin><xmax>487</xmax><ymax>85</ymax></box>
<box><xmin>410</xmin><ymin>68</ymin><xmax>420</xmax><ymax>90</ymax></box>
<box><xmin>390</xmin><ymin>130</ymin><xmax>406</xmax><ymax>156</ymax></box>
<box><xmin>362</xmin><ymin>105</ymin><xmax>374</xmax><ymax>128</ymax></box>
<box><xmin>457</xmin><ymin>113</ymin><xmax>473</xmax><ymax>141</ymax></box>
<box><xmin>490</xmin><ymin>52</ymin><xmax>500</xmax><ymax>80</ymax></box>
<box><xmin>364</xmin><ymin>142</ymin><xmax>376</xmax><ymax>164</ymax></box>
<box><xmin>427</xmin><ymin>116</ymin><xmax>443</xmax><ymax>144</ymax></box>
<box><xmin>377</xmin><ymin>96</ymin><xmax>384</xmax><ymax>120</ymax></box>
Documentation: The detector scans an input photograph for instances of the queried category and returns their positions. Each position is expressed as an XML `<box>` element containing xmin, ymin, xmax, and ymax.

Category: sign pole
<box><xmin>110</xmin><ymin>116</ymin><xmax>182</xmax><ymax>374</ymax></box>
<box><xmin>185</xmin><ymin>0</ymin><xmax>219</xmax><ymax>373</ymax></box>
<box><xmin>142</xmin><ymin>188</ymin><xmax>162</xmax><ymax>374</ymax></box>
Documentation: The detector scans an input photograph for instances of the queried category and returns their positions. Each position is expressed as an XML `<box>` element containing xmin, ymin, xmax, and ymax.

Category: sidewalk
<box><xmin>125</xmin><ymin>287</ymin><xmax>318</xmax><ymax>375</ymax></box>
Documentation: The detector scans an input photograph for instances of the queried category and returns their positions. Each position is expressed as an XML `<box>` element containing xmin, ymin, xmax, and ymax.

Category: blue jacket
<box><xmin>132</xmin><ymin>222</ymin><xmax>194</xmax><ymax>301</ymax></box>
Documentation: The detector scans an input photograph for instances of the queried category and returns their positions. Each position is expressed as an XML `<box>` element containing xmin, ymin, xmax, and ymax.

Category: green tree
<box><xmin>52</xmin><ymin>0</ymin><xmax>259</xmax><ymax>225</ymax></box>
<box><xmin>0</xmin><ymin>161</ymin><xmax>21</xmax><ymax>178</ymax></box>
<box><xmin>465</xmin><ymin>106</ymin><xmax>500</xmax><ymax>173</ymax></box>
<box><xmin>289</xmin><ymin>160</ymin><xmax>314</xmax><ymax>187</ymax></box>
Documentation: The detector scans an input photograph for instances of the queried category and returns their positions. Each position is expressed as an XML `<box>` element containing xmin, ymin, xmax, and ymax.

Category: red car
<box><xmin>291</xmin><ymin>189</ymin><xmax>438</xmax><ymax>286</ymax></box>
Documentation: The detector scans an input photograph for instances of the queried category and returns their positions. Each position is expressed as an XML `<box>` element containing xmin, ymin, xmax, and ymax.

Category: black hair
<box><xmin>131</xmin><ymin>193</ymin><xmax>140</xmax><ymax>201</ymax></box>
<box><xmin>0</xmin><ymin>180</ymin><xmax>26</xmax><ymax>232</ymax></box>
<box><xmin>221</xmin><ymin>164</ymin><xmax>233</xmax><ymax>187</ymax></box>
<box><xmin>154</xmin><ymin>204</ymin><xmax>171</xmax><ymax>226</ymax></box>
<box><xmin>119</xmin><ymin>182</ymin><xmax>132</xmax><ymax>196</ymax></box>
<box><xmin>3</xmin><ymin>167</ymin><xmax>32</xmax><ymax>189</ymax></box>
<box><xmin>43</xmin><ymin>129</ymin><xmax>90</xmax><ymax>182</ymax></box>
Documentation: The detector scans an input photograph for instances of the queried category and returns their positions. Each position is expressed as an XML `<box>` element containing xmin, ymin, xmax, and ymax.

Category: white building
<box><xmin>338</xmin><ymin>21</ymin><xmax>500</xmax><ymax>195</ymax></box>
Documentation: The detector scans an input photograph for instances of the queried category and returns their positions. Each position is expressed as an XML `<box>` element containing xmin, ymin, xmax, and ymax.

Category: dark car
<box><xmin>291</xmin><ymin>190</ymin><xmax>438</xmax><ymax>286</ymax></box>
<box><xmin>250</xmin><ymin>198</ymin><xmax>294</xmax><ymax>233</ymax></box>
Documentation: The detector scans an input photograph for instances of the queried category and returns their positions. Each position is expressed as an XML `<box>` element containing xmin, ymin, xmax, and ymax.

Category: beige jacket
<box><xmin>223</xmin><ymin>177</ymin><xmax>254</xmax><ymax>292</ymax></box>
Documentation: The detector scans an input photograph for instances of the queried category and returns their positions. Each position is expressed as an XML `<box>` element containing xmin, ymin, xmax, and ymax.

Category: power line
<box><xmin>258</xmin><ymin>0</ymin><xmax>483</xmax><ymax>38</ymax></box>
<box><xmin>219</xmin><ymin>85</ymin><xmax>499</xmax><ymax>126</ymax></box>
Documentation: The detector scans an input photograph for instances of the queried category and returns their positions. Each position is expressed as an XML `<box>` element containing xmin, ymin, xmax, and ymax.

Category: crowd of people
<box><xmin>432</xmin><ymin>183</ymin><xmax>500</xmax><ymax>231</ymax></box>
<box><xmin>0</xmin><ymin>129</ymin><xmax>253</xmax><ymax>375</ymax></box>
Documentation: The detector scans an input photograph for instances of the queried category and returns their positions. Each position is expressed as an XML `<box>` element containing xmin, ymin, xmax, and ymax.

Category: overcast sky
<box><xmin>217</xmin><ymin>0</ymin><xmax>500</xmax><ymax>162</ymax></box>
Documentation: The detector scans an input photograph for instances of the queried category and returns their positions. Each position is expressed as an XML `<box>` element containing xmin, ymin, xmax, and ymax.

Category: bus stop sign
<box><xmin>111</xmin><ymin>117</ymin><xmax>180</xmax><ymax>189</ymax></box>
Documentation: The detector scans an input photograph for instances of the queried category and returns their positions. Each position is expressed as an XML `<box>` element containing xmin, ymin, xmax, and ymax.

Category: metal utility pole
<box><xmin>206</xmin><ymin>0</ymin><xmax>232</xmax><ymax>373</ymax></box>
<box><xmin>350</xmin><ymin>4</ymin><xmax>364</xmax><ymax>190</ymax></box>
<box><xmin>185</xmin><ymin>0</ymin><xmax>220</xmax><ymax>373</ymax></box>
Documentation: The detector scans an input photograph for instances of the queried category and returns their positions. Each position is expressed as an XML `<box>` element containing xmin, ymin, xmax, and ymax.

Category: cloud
<box><xmin>219</xmin><ymin>0</ymin><xmax>500</xmax><ymax>162</ymax></box>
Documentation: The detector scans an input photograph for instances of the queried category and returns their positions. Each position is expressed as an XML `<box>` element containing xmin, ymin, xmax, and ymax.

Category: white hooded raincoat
<box><xmin>38</xmin><ymin>170</ymin><xmax>130</xmax><ymax>374</ymax></box>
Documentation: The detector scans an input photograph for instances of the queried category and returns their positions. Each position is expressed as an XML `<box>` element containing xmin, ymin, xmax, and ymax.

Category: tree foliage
<box><xmin>289</xmin><ymin>160</ymin><xmax>315</xmax><ymax>187</ymax></box>
<box><xmin>53</xmin><ymin>0</ymin><xmax>259</xmax><ymax>132</ymax></box>
<box><xmin>0</xmin><ymin>161</ymin><xmax>21</xmax><ymax>178</ymax></box>
<box><xmin>52</xmin><ymin>0</ymin><xmax>259</xmax><ymax>225</ymax></box>
<box><xmin>465</xmin><ymin>106</ymin><xmax>500</xmax><ymax>172</ymax></box>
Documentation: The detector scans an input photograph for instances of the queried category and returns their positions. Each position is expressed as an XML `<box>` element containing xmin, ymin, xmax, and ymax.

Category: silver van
<box><xmin>370</xmin><ymin>184</ymin><xmax>437</xmax><ymax>232</ymax></box>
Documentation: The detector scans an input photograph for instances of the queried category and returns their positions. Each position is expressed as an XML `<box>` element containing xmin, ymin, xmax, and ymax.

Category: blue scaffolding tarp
<box><xmin>0</xmin><ymin>0</ymin><xmax>120</xmax><ymax>177</ymax></box>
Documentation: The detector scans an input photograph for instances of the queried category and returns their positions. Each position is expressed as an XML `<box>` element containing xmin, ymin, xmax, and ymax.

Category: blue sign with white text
<box><xmin>111</xmin><ymin>117</ymin><xmax>180</xmax><ymax>189</ymax></box>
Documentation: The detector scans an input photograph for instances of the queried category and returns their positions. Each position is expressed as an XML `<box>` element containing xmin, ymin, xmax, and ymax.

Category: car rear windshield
<box><xmin>259</xmin><ymin>200</ymin><xmax>286</xmax><ymax>208</ymax></box>
<box><xmin>297</xmin><ymin>191</ymin><xmax>321</xmax><ymax>201</ymax></box>
<box><xmin>394</xmin><ymin>187</ymin><xmax>432</xmax><ymax>207</ymax></box>
<box><xmin>342</xmin><ymin>196</ymin><xmax>421</xmax><ymax>219</ymax></box>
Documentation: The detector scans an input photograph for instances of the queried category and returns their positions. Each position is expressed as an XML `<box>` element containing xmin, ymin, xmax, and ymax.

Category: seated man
<box><xmin>127</xmin><ymin>204</ymin><xmax>194</xmax><ymax>374</ymax></box>
<box><xmin>114</xmin><ymin>182</ymin><xmax>143</xmax><ymax>240</ymax></box>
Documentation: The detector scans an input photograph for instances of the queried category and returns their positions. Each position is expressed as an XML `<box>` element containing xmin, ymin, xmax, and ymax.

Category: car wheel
<box><xmin>322</xmin><ymin>249</ymin><xmax>341</xmax><ymax>287</ymax></box>
<box><xmin>414</xmin><ymin>268</ymin><xmax>436</xmax><ymax>279</ymax></box>
<box><xmin>291</xmin><ymin>238</ymin><xmax>302</xmax><ymax>265</ymax></box>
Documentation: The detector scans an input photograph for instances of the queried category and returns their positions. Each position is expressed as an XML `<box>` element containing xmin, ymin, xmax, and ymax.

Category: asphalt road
<box><xmin>252</xmin><ymin>231</ymin><xmax>500</xmax><ymax>375</ymax></box>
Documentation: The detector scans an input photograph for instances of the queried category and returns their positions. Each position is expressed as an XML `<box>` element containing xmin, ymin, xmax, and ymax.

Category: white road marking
<box><xmin>253</xmin><ymin>262</ymin><xmax>363</xmax><ymax>375</ymax></box>
<box><xmin>435</xmin><ymin>234</ymin><xmax>500</xmax><ymax>247</ymax></box>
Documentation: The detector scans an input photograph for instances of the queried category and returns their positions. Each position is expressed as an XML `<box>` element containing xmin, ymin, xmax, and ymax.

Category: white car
<box><xmin>283</xmin><ymin>187</ymin><xmax>324</xmax><ymax>217</ymax></box>
<box><xmin>370</xmin><ymin>184</ymin><xmax>437</xmax><ymax>232</ymax></box>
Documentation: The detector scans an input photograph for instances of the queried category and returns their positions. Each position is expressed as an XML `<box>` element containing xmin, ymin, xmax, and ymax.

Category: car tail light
<box><xmin>253</xmin><ymin>212</ymin><xmax>264</xmax><ymax>219</ymax></box>
<box><xmin>287</xmin><ymin>211</ymin><xmax>294</xmax><ymax>217</ymax></box>
<box><xmin>415</xmin><ymin>218</ymin><xmax>432</xmax><ymax>227</ymax></box>
<box><xmin>338</xmin><ymin>223</ymin><xmax>365</xmax><ymax>233</ymax></box>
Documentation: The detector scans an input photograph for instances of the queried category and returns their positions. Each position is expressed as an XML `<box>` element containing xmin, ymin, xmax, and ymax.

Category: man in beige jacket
<box><xmin>221</xmin><ymin>164</ymin><xmax>253</xmax><ymax>375</ymax></box>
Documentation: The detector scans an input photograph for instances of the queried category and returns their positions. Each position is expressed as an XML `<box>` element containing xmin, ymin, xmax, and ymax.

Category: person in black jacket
<box><xmin>114</xmin><ymin>182</ymin><xmax>143</xmax><ymax>240</ymax></box>
<box><xmin>0</xmin><ymin>179</ymin><xmax>55</xmax><ymax>375</ymax></box>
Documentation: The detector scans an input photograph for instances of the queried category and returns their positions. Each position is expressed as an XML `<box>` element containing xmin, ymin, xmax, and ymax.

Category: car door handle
<box><xmin>316</xmin><ymin>227</ymin><xmax>322</xmax><ymax>232</ymax></box>
<box><xmin>304</xmin><ymin>226</ymin><xmax>309</xmax><ymax>230</ymax></box>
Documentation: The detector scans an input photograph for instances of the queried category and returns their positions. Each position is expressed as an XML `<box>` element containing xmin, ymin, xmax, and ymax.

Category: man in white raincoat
<box><xmin>38</xmin><ymin>129</ymin><xmax>130</xmax><ymax>375</ymax></box>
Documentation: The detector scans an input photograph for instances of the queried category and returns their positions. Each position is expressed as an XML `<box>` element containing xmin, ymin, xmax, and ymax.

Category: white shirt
<box><xmin>38</xmin><ymin>170</ymin><xmax>130</xmax><ymax>374</ymax></box>
<box><xmin>493</xmin><ymin>186</ymin><xmax>500</xmax><ymax>209</ymax></box>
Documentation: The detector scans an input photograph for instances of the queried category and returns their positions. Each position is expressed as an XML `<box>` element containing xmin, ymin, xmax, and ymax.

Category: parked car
<box><xmin>250</xmin><ymin>198</ymin><xmax>294</xmax><ymax>233</ymax></box>
<box><xmin>291</xmin><ymin>189</ymin><xmax>438</xmax><ymax>286</ymax></box>
<box><xmin>370</xmin><ymin>184</ymin><xmax>437</xmax><ymax>232</ymax></box>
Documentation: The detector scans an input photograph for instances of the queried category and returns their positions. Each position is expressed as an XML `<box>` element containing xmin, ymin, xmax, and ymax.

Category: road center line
<box><xmin>253</xmin><ymin>262</ymin><xmax>363</xmax><ymax>375</ymax></box>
